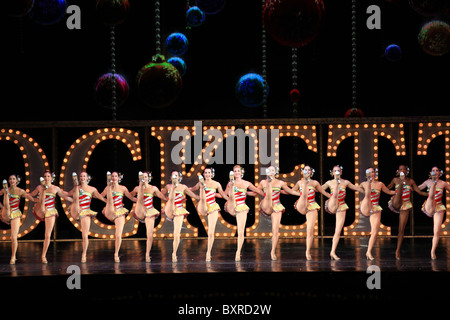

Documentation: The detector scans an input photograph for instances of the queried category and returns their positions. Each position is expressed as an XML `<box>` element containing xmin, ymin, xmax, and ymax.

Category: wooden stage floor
<box><xmin>1</xmin><ymin>237</ymin><xmax>449</xmax><ymax>305</ymax></box>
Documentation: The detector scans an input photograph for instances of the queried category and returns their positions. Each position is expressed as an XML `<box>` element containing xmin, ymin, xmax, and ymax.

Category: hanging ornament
<box><xmin>418</xmin><ymin>20</ymin><xmax>450</xmax><ymax>56</ymax></box>
<box><xmin>29</xmin><ymin>0</ymin><xmax>66</xmax><ymax>26</ymax></box>
<box><xmin>235</xmin><ymin>73</ymin><xmax>269</xmax><ymax>107</ymax></box>
<box><xmin>168</xmin><ymin>57</ymin><xmax>187</xmax><ymax>76</ymax></box>
<box><xmin>263</xmin><ymin>0</ymin><xmax>325</xmax><ymax>48</ymax></box>
<box><xmin>5</xmin><ymin>0</ymin><xmax>35</xmax><ymax>17</ymax></box>
<box><xmin>94</xmin><ymin>73</ymin><xmax>129</xmax><ymax>109</ymax></box>
<box><xmin>195</xmin><ymin>0</ymin><xmax>226</xmax><ymax>15</ymax></box>
<box><xmin>166</xmin><ymin>32</ymin><xmax>189</xmax><ymax>56</ymax></box>
<box><xmin>136</xmin><ymin>54</ymin><xmax>183</xmax><ymax>108</ymax></box>
<box><xmin>186</xmin><ymin>6</ymin><xmax>205</xmax><ymax>27</ymax></box>
<box><xmin>409</xmin><ymin>0</ymin><xmax>446</xmax><ymax>16</ymax></box>
<box><xmin>344</xmin><ymin>108</ymin><xmax>364</xmax><ymax>118</ymax></box>
<box><xmin>290</xmin><ymin>89</ymin><xmax>300</xmax><ymax>103</ymax></box>
<box><xmin>96</xmin><ymin>0</ymin><xmax>130</xmax><ymax>26</ymax></box>
<box><xmin>385</xmin><ymin>44</ymin><xmax>402</xmax><ymax>62</ymax></box>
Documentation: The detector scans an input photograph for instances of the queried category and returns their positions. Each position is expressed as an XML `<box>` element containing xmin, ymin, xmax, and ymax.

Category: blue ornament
<box><xmin>385</xmin><ymin>44</ymin><xmax>402</xmax><ymax>62</ymax></box>
<box><xmin>29</xmin><ymin>0</ymin><xmax>67</xmax><ymax>26</ymax></box>
<box><xmin>235</xmin><ymin>73</ymin><xmax>268</xmax><ymax>107</ymax></box>
<box><xmin>196</xmin><ymin>0</ymin><xmax>226</xmax><ymax>15</ymax></box>
<box><xmin>166</xmin><ymin>33</ymin><xmax>189</xmax><ymax>56</ymax></box>
<box><xmin>168</xmin><ymin>57</ymin><xmax>187</xmax><ymax>76</ymax></box>
<box><xmin>186</xmin><ymin>6</ymin><xmax>205</xmax><ymax>27</ymax></box>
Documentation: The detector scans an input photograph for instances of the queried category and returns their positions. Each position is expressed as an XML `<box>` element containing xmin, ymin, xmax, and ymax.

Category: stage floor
<box><xmin>1</xmin><ymin>237</ymin><xmax>449</xmax><ymax>304</ymax></box>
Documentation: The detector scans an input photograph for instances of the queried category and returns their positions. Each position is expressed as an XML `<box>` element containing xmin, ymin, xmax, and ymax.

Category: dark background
<box><xmin>1</xmin><ymin>0</ymin><xmax>449</xmax><ymax>122</ymax></box>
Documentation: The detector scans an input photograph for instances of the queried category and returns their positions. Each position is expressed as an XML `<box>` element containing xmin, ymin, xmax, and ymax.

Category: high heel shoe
<box><xmin>366</xmin><ymin>253</ymin><xmax>375</xmax><ymax>261</ymax></box>
<box><xmin>330</xmin><ymin>253</ymin><xmax>340</xmax><ymax>260</ymax></box>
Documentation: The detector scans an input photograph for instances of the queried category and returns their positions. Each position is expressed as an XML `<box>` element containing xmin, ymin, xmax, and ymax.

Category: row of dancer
<box><xmin>0</xmin><ymin>165</ymin><xmax>447</xmax><ymax>264</ymax></box>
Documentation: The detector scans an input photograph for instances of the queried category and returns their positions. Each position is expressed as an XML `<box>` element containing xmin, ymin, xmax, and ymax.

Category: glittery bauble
<box><xmin>186</xmin><ymin>6</ymin><xmax>205</xmax><ymax>27</ymax></box>
<box><xmin>96</xmin><ymin>0</ymin><xmax>130</xmax><ymax>26</ymax></box>
<box><xmin>168</xmin><ymin>57</ymin><xmax>187</xmax><ymax>76</ymax></box>
<box><xmin>5</xmin><ymin>0</ymin><xmax>34</xmax><ymax>17</ymax></box>
<box><xmin>29</xmin><ymin>0</ymin><xmax>66</xmax><ymax>25</ymax></box>
<box><xmin>290</xmin><ymin>89</ymin><xmax>300</xmax><ymax>102</ymax></box>
<box><xmin>166</xmin><ymin>33</ymin><xmax>189</xmax><ymax>56</ymax></box>
<box><xmin>235</xmin><ymin>73</ymin><xmax>268</xmax><ymax>107</ymax></box>
<box><xmin>263</xmin><ymin>0</ymin><xmax>325</xmax><ymax>48</ymax></box>
<box><xmin>409</xmin><ymin>0</ymin><xmax>446</xmax><ymax>16</ymax></box>
<box><xmin>195</xmin><ymin>0</ymin><xmax>226</xmax><ymax>15</ymax></box>
<box><xmin>94</xmin><ymin>73</ymin><xmax>129</xmax><ymax>109</ymax></box>
<box><xmin>344</xmin><ymin>108</ymin><xmax>364</xmax><ymax>118</ymax></box>
<box><xmin>418</xmin><ymin>20</ymin><xmax>450</xmax><ymax>56</ymax></box>
<box><xmin>136</xmin><ymin>55</ymin><xmax>183</xmax><ymax>108</ymax></box>
<box><xmin>385</xmin><ymin>44</ymin><xmax>402</xmax><ymax>62</ymax></box>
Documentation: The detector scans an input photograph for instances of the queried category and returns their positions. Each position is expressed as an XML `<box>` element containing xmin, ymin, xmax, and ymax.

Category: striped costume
<box><xmin>143</xmin><ymin>193</ymin><xmax>160</xmax><ymax>218</ymax></box>
<box><xmin>388</xmin><ymin>184</ymin><xmax>413</xmax><ymax>213</ymax></box>
<box><xmin>44</xmin><ymin>192</ymin><xmax>59</xmax><ymax>218</ymax></box>
<box><xmin>422</xmin><ymin>187</ymin><xmax>446</xmax><ymax>217</ymax></box>
<box><xmin>78</xmin><ymin>189</ymin><xmax>97</xmax><ymax>218</ymax></box>
<box><xmin>369</xmin><ymin>189</ymin><xmax>382</xmax><ymax>213</ymax></box>
<box><xmin>261</xmin><ymin>186</ymin><xmax>285</xmax><ymax>214</ymax></box>
<box><xmin>325</xmin><ymin>186</ymin><xmax>349</xmax><ymax>214</ymax></box>
<box><xmin>298</xmin><ymin>185</ymin><xmax>320</xmax><ymax>212</ymax></box>
<box><xmin>204</xmin><ymin>187</ymin><xmax>220</xmax><ymax>214</ymax></box>
<box><xmin>234</xmin><ymin>187</ymin><xmax>250</xmax><ymax>212</ymax></box>
<box><xmin>112</xmin><ymin>191</ymin><xmax>129</xmax><ymax>219</ymax></box>
<box><xmin>8</xmin><ymin>193</ymin><xmax>22</xmax><ymax>220</ymax></box>
<box><xmin>173</xmin><ymin>190</ymin><xmax>189</xmax><ymax>216</ymax></box>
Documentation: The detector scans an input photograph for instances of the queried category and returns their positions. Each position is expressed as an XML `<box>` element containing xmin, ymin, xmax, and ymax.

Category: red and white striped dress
<box><xmin>422</xmin><ymin>187</ymin><xmax>446</xmax><ymax>217</ymax></box>
<box><xmin>234</xmin><ymin>187</ymin><xmax>250</xmax><ymax>212</ymax></box>
<box><xmin>299</xmin><ymin>185</ymin><xmax>320</xmax><ymax>211</ymax></box>
<box><xmin>143</xmin><ymin>193</ymin><xmax>160</xmax><ymax>218</ymax></box>
<box><xmin>370</xmin><ymin>189</ymin><xmax>382</xmax><ymax>213</ymax></box>
<box><xmin>263</xmin><ymin>186</ymin><xmax>285</xmax><ymax>213</ymax></box>
<box><xmin>112</xmin><ymin>191</ymin><xmax>129</xmax><ymax>218</ymax></box>
<box><xmin>9</xmin><ymin>193</ymin><xmax>22</xmax><ymax>220</ymax></box>
<box><xmin>44</xmin><ymin>192</ymin><xmax>59</xmax><ymax>218</ymax></box>
<box><xmin>173</xmin><ymin>190</ymin><xmax>189</xmax><ymax>216</ymax></box>
<box><xmin>78</xmin><ymin>189</ymin><xmax>97</xmax><ymax>218</ymax></box>
<box><xmin>205</xmin><ymin>187</ymin><xmax>220</xmax><ymax>214</ymax></box>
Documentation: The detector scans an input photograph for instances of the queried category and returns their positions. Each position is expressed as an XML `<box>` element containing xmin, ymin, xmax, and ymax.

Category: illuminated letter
<box><xmin>0</xmin><ymin>129</ymin><xmax>50</xmax><ymax>240</ymax></box>
<box><xmin>59</xmin><ymin>128</ymin><xmax>142</xmax><ymax>239</ymax></box>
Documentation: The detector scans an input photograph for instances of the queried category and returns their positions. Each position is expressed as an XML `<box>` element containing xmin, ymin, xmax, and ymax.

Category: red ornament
<box><xmin>290</xmin><ymin>89</ymin><xmax>300</xmax><ymax>102</ymax></box>
<box><xmin>344</xmin><ymin>108</ymin><xmax>364</xmax><ymax>118</ymax></box>
<box><xmin>263</xmin><ymin>0</ymin><xmax>325</xmax><ymax>47</ymax></box>
<box><xmin>96</xmin><ymin>0</ymin><xmax>130</xmax><ymax>26</ymax></box>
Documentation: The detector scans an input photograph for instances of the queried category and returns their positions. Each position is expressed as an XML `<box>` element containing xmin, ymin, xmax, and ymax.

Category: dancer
<box><xmin>67</xmin><ymin>172</ymin><xmax>106</xmax><ymax>263</ymax></box>
<box><xmin>387</xmin><ymin>165</ymin><xmax>427</xmax><ymax>259</ymax></box>
<box><xmin>29</xmin><ymin>171</ymin><xmax>73</xmax><ymax>263</ymax></box>
<box><xmin>418</xmin><ymin>167</ymin><xmax>450</xmax><ymax>260</ymax></box>
<box><xmin>321</xmin><ymin>165</ymin><xmax>363</xmax><ymax>260</ymax></box>
<box><xmin>293</xmin><ymin>165</ymin><xmax>330</xmax><ymax>260</ymax></box>
<box><xmin>0</xmin><ymin>175</ymin><xmax>36</xmax><ymax>264</ymax></box>
<box><xmin>161</xmin><ymin>170</ymin><xmax>199</xmax><ymax>262</ymax></box>
<box><xmin>100</xmin><ymin>171</ymin><xmax>136</xmax><ymax>262</ymax></box>
<box><xmin>224</xmin><ymin>165</ymin><xmax>264</xmax><ymax>261</ymax></box>
<box><xmin>257</xmin><ymin>166</ymin><xmax>299</xmax><ymax>261</ymax></box>
<box><xmin>359</xmin><ymin>167</ymin><xmax>395</xmax><ymax>260</ymax></box>
<box><xmin>130</xmin><ymin>171</ymin><xmax>166</xmax><ymax>262</ymax></box>
<box><xmin>190</xmin><ymin>167</ymin><xmax>229</xmax><ymax>261</ymax></box>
